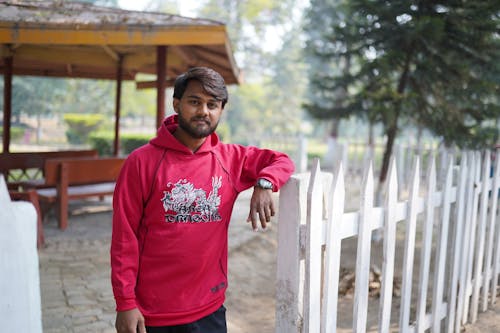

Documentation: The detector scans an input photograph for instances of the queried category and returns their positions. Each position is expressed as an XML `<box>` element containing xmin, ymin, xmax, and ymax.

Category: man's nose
<box><xmin>197</xmin><ymin>103</ymin><xmax>209</xmax><ymax>116</ymax></box>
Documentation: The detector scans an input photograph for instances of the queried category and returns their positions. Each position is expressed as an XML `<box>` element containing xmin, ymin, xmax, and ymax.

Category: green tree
<box><xmin>197</xmin><ymin>0</ymin><xmax>307</xmax><ymax>142</ymax></box>
<box><xmin>1</xmin><ymin>77</ymin><xmax>68</xmax><ymax>142</ymax></box>
<box><xmin>60</xmin><ymin>79</ymin><xmax>115</xmax><ymax>115</ymax></box>
<box><xmin>304</xmin><ymin>0</ymin><xmax>500</xmax><ymax>182</ymax></box>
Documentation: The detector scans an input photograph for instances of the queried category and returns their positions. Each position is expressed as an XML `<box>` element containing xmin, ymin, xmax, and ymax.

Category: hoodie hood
<box><xmin>149</xmin><ymin>114</ymin><xmax>220</xmax><ymax>154</ymax></box>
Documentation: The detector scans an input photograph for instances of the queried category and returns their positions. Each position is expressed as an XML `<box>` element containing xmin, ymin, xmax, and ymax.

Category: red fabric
<box><xmin>111</xmin><ymin>115</ymin><xmax>294</xmax><ymax>326</ymax></box>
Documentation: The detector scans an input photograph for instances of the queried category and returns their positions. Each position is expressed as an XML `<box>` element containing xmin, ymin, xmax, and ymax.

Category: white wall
<box><xmin>0</xmin><ymin>176</ymin><xmax>42</xmax><ymax>332</ymax></box>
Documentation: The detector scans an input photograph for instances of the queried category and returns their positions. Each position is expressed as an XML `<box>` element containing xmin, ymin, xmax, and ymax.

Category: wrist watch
<box><xmin>255</xmin><ymin>178</ymin><xmax>273</xmax><ymax>190</ymax></box>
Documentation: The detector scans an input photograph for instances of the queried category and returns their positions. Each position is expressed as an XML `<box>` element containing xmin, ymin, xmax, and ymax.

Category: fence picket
<box><xmin>457</xmin><ymin>152</ymin><xmax>476</xmax><ymax>328</ymax></box>
<box><xmin>276</xmin><ymin>175</ymin><xmax>305</xmax><ymax>332</ymax></box>
<box><xmin>447</xmin><ymin>154</ymin><xmax>468</xmax><ymax>333</ymax></box>
<box><xmin>399</xmin><ymin>157</ymin><xmax>420</xmax><ymax>333</ymax></box>
<box><xmin>432</xmin><ymin>157</ymin><xmax>454</xmax><ymax>333</ymax></box>
<box><xmin>416</xmin><ymin>155</ymin><xmax>437</xmax><ymax>332</ymax></box>
<box><xmin>304</xmin><ymin>160</ymin><xmax>323</xmax><ymax>333</ymax></box>
<box><xmin>471</xmin><ymin>151</ymin><xmax>491</xmax><ymax>321</ymax></box>
<box><xmin>482</xmin><ymin>150</ymin><xmax>496</xmax><ymax>310</ymax></box>
<box><xmin>462</xmin><ymin>152</ymin><xmax>482</xmax><ymax>324</ymax></box>
<box><xmin>490</xmin><ymin>149</ymin><xmax>500</xmax><ymax>305</ymax></box>
<box><xmin>353</xmin><ymin>162</ymin><xmax>374</xmax><ymax>333</ymax></box>
<box><xmin>322</xmin><ymin>163</ymin><xmax>345</xmax><ymax>333</ymax></box>
<box><xmin>378</xmin><ymin>157</ymin><xmax>398</xmax><ymax>332</ymax></box>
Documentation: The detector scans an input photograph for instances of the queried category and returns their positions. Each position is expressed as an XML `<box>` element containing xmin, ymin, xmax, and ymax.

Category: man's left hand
<box><xmin>247</xmin><ymin>187</ymin><xmax>275</xmax><ymax>231</ymax></box>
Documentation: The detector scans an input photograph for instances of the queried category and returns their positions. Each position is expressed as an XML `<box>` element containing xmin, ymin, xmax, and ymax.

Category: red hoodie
<box><xmin>111</xmin><ymin>115</ymin><xmax>294</xmax><ymax>326</ymax></box>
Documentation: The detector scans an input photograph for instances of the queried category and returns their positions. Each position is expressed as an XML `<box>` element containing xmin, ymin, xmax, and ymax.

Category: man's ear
<box><xmin>173</xmin><ymin>98</ymin><xmax>180</xmax><ymax>114</ymax></box>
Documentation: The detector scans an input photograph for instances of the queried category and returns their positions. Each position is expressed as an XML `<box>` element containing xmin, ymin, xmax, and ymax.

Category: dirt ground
<box><xmin>224</xmin><ymin>219</ymin><xmax>500</xmax><ymax>333</ymax></box>
<box><xmin>226</xmin><ymin>226</ymin><xmax>278</xmax><ymax>333</ymax></box>
<box><xmin>225</xmin><ymin>224</ymin><xmax>385</xmax><ymax>332</ymax></box>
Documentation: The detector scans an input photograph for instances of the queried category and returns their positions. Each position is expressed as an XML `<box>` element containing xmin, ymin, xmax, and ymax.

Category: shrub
<box><xmin>89</xmin><ymin>132</ymin><xmax>152</xmax><ymax>156</ymax></box>
<box><xmin>121</xmin><ymin>133</ymin><xmax>152</xmax><ymax>154</ymax></box>
<box><xmin>89</xmin><ymin>132</ymin><xmax>114</xmax><ymax>156</ymax></box>
<box><xmin>63</xmin><ymin>113</ymin><xmax>103</xmax><ymax>144</ymax></box>
<box><xmin>0</xmin><ymin>127</ymin><xmax>25</xmax><ymax>142</ymax></box>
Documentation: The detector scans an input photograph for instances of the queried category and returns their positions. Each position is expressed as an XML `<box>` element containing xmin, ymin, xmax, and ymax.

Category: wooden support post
<box><xmin>156</xmin><ymin>46</ymin><xmax>167</xmax><ymax>129</ymax></box>
<box><xmin>3</xmin><ymin>56</ymin><xmax>13</xmax><ymax>153</ymax></box>
<box><xmin>113</xmin><ymin>55</ymin><xmax>123</xmax><ymax>156</ymax></box>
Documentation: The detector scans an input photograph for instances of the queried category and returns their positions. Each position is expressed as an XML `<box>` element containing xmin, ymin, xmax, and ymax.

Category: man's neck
<box><xmin>173</xmin><ymin>128</ymin><xmax>206</xmax><ymax>153</ymax></box>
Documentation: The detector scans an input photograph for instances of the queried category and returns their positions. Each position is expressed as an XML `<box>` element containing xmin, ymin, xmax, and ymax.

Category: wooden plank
<box><xmin>378</xmin><ymin>157</ymin><xmax>398</xmax><ymax>332</ymax></box>
<box><xmin>432</xmin><ymin>158</ymin><xmax>454</xmax><ymax>332</ymax></box>
<box><xmin>446</xmin><ymin>154</ymin><xmax>468</xmax><ymax>333</ymax></box>
<box><xmin>304</xmin><ymin>159</ymin><xmax>323</xmax><ymax>333</ymax></box>
<box><xmin>353</xmin><ymin>161</ymin><xmax>374</xmax><ymax>333</ymax></box>
<box><xmin>456</xmin><ymin>152</ymin><xmax>477</xmax><ymax>329</ymax></box>
<box><xmin>44</xmin><ymin>157</ymin><xmax>125</xmax><ymax>186</ymax></box>
<box><xmin>482</xmin><ymin>151</ymin><xmax>496</xmax><ymax>310</ymax></box>
<box><xmin>471</xmin><ymin>150</ymin><xmax>491</xmax><ymax>321</ymax></box>
<box><xmin>396</xmin><ymin>144</ymin><xmax>405</xmax><ymax>197</ymax></box>
<box><xmin>399</xmin><ymin>157</ymin><xmax>420</xmax><ymax>332</ymax></box>
<box><xmin>489</xmin><ymin>149</ymin><xmax>500</xmax><ymax>306</ymax></box>
<box><xmin>2</xmin><ymin>55</ymin><xmax>12</xmax><ymax>153</ymax></box>
<box><xmin>322</xmin><ymin>163</ymin><xmax>345</xmax><ymax>333</ymax></box>
<box><xmin>276</xmin><ymin>176</ymin><xmax>304</xmax><ymax>333</ymax></box>
<box><xmin>416</xmin><ymin>155</ymin><xmax>437</xmax><ymax>333</ymax></box>
<box><xmin>0</xmin><ymin>150</ymin><xmax>98</xmax><ymax>182</ymax></box>
<box><xmin>0</xmin><ymin>27</ymin><xmax>228</xmax><ymax>46</ymax></box>
<box><xmin>462</xmin><ymin>151</ymin><xmax>482</xmax><ymax>324</ymax></box>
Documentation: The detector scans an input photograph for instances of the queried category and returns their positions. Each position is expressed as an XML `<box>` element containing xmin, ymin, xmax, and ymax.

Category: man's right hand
<box><xmin>115</xmin><ymin>308</ymin><xmax>146</xmax><ymax>333</ymax></box>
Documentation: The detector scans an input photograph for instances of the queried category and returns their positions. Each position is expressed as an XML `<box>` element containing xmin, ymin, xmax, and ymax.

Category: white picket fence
<box><xmin>275</xmin><ymin>149</ymin><xmax>500</xmax><ymax>332</ymax></box>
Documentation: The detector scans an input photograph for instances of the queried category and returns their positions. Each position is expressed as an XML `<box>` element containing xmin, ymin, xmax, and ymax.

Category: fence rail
<box><xmin>275</xmin><ymin>149</ymin><xmax>500</xmax><ymax>332</ymax></box>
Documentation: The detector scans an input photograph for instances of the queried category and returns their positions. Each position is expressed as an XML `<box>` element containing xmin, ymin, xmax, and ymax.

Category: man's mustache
<box><xmin>191</xmin><ymin>117</ymin><xmax>210</xmax><ymax>124</ymax></box>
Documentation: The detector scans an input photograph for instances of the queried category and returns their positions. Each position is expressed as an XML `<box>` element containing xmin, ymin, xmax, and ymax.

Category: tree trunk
<box><xmin>416</xmin><ymin>125</ymin><xmax>423</xmax><ymax>151</ymax></box>
<box><xmin>368</xmin><ymin>121</ymin><xmax>374</xmax><ymax>147</ymax></box>
<box><xmin>379</xmin><ymin>124</ymin><xmax>397</xmax><ymax>184</ymax></box>
<box><xmin>378</xmin><ymin>44</ymin><xmax>414</xmax><ymax>185</ymax></box>
<box><xmin>330</xmin><ymin>118</ymin><xmax>340</xmax><ymax>138</ymax></box>
<box><xmin>324</xmin><ymin>118</ymin><xmax>340</xmax><ymax>168</ymax></box>
<box><xmin>36</xmin><ymin>113</ymin><xmax>41</xmax><ymax>144</ymax></box>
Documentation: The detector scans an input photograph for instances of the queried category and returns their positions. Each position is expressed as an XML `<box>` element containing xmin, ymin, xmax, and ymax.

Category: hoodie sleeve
<box><xmin>110</xmin><ymin>153</ymin><xmax>145</xmax><ymax>311</ymax></box>
<box><xmin>222</xmin><ymin>145</ymin><xmax>295</xmax><ymax>193</ymax></box>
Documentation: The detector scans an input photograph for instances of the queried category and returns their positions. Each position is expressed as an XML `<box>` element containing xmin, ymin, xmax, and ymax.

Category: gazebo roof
<box><xmin>0</xmin><ymin>0</ymin><xmax>240</xmax><ymax>84</ymax></box>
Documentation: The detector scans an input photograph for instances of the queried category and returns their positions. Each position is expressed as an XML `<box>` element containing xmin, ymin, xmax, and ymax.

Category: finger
<box><xmin>264</xmin><ymin>204</ymin><xmax>272</xmax><ymax>222</ymax></box>
<box><xmin>258</xmin><ymin>207</ymin><xmax>267</xmax><ymax>229</ymax></box>
<box><xmin>270</xmin><ymin>200</ymin><xmax>276</xmax><ymax>217</ymax></box>
<box><xmin>138</xmin><ymin>321</ymin><xmax>146</xmax><ymax>333</ymax></box>
<box><xmin>247</xmin><ymin>209</ymin><xmax>258</xmax><ymax>231</ymax></box>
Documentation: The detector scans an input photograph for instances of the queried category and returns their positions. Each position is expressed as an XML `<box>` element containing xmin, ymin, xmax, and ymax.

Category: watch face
<box><xmin>257</xmin><ymin>178</ymin><xmax>273</xmax><ymax>189</ymax></box>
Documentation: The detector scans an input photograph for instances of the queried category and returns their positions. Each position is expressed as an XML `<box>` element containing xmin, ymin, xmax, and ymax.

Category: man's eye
<box><xmin>208</xmin><ymin>103</ymin><xmax>218</xmax><ymax>109</ymax></box>
<box><xmin>189</xmin><ymin>100</ymin><xmax>200</xmax><ymax>105</ymax></box>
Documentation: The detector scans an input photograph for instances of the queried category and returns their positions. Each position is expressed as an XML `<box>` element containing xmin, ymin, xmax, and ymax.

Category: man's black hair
<box><xmin>173</xmin><ymin>67</ymin><xmax>228</xmax><ymax>108</ymax></box>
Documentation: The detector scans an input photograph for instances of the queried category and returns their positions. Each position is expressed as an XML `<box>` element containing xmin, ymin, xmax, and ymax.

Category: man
<box><xmin>111</xmin><ymin>67</ymin><xmax>294</xmax><ymax>333</ymax></box>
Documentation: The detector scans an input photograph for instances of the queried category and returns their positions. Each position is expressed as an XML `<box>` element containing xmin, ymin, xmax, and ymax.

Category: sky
<box><xmin>118</xmin><ymin>0</ymin><xmax>200</xmax><ymax>16</ymax></box>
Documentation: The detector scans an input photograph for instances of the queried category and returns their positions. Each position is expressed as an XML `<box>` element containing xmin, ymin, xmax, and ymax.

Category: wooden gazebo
<box><xmin>0</xmin><ymin>0</ymin><xmax>240</xmax><ymax>154</ymax></box>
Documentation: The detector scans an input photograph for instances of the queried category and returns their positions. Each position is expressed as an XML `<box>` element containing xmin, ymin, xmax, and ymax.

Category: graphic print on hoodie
<box><xmin>161</xmin><ymin>176</ymin><xmax>223</xmax><ymax>223</ymax></box>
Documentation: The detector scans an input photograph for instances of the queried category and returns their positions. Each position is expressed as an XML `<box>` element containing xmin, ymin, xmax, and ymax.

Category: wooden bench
<box><xmin>0</xmin><ymin>150</ymin><xmax>98</xmax><ymax>189</ymax></box>
<box><xmin>35</xmin><ymin>157</ymin><xmax>125</xmax><ymax>230</ymax></box>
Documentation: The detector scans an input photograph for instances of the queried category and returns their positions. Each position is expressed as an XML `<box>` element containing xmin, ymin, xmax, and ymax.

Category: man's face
<box><xmin>173</xmin><ymin>80</ymin><xmax>223</xmax><ymax>139</ymax></box>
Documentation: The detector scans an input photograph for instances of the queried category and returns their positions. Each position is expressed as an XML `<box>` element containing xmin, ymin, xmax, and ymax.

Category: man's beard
<box><xmin>177</xmin><ymin>113</ymin><xmax>218</xmax><ymax>139</ymax></box>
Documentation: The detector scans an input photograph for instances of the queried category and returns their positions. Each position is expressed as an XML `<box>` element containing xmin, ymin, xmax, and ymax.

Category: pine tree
<box><xmin>304</xmin><ymin>0</ymin><xmax>500</xmax><ymax>183</ymax></box>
